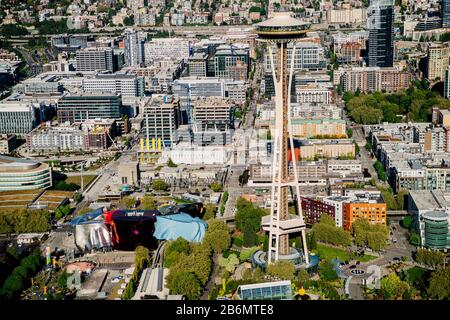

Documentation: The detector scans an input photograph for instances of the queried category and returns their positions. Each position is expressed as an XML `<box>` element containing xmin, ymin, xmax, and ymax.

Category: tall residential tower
<box><xmin>124</xmin><ymin>28</ymin><xmax>143</xmax><ymax>67</ymax></box>
<box><xmin>367</xmin><ymin>0</ymin><xmax>394</xmax><ymax>67</ymax></box>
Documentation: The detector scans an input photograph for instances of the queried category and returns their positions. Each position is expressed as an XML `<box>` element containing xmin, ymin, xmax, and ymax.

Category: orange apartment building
<box><xmin>343</xmin><ymin>198</ymin><xmax>387</xmax><ymax>230</ymax></box>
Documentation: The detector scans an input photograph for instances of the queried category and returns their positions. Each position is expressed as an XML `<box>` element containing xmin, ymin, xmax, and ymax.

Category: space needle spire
<box><xmin>254</xmin><ymin>12</ymin><xmax>310</xmax><ymax>265</ymax></box>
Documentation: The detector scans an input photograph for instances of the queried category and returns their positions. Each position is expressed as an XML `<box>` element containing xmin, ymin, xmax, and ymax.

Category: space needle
<box><xmin>253</xmin><ymin>12</ymin><xmax>317</xmax><ymax>268</ymax></box>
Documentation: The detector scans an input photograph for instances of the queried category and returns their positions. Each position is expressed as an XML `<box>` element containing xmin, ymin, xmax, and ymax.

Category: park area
<box><xmin>64</xmin><ymin>175</ymin><xmax>97</xmax><ymax>188</ymax></box>
<box><xmin>52</xmin><ymin>174</ymin><xmax>97</xmax><ymax>192</ymax></box>
<box><xmin>312</xmin><ymin>244</ymin><xmax>377</xmax><ymax>263</ymax></box>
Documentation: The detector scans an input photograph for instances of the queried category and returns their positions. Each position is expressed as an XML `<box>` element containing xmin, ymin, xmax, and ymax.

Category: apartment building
<box><xmin>343</xmin><ymin>193</ymin><xmax>387</xmax><ymax>230</ymax></box>
<box><xmin>427</xmin><ymin>43</ymin><xmax>449</xmax><ymax>81</ymax></box>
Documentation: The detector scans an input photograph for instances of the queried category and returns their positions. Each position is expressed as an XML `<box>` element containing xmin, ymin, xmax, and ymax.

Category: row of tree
<box><xmin>164</xmin><ymin>219</ymin><xmax>231</xmax><ymax>299</ymax></box>
<box><xmin>380</xmin><ymin>266</ymin><xmax>449</xmax><ymax>300</ymax></box>
<box><xmin>234</xmin><ymin>198</ymin><xmax>268</xmax><ymax>247</ymax></box>
<box><xmin>0</xmin><ymin>209</ymin><xmax>51</xmax><ymax>234</ymax></box>
<box><xmin>0</xmin><ymin>251</ymin><xmax>43</xmax><ymax>300</ymax></box>
<box><xmin>373</xmin><ymin>161</ymin><xmax>387</xmax><ymax>182</ymax></box>
<box><xmin>122</xmin><ymin>246</ymin><xmax>151</xmax><ymax>299</ymax></box>
<box><xmin>311</xmin><ymin>215</ymin><xmax>352</xmax><ymax>247</ymax></box>
<box><xmin>415</xmin><ymin>248</ymin><xmax>446</xmax><ymax>270</ymax></box>
<box><xmin>352</xmin><ymin>218</ymin><xmax>389</xmax><ymax>252</ymax></box>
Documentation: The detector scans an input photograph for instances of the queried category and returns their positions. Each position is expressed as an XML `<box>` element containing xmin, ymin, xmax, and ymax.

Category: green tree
<box><xmin>165</xmin><ymin>237</ymin><xmax>190</xmax><ymax>258</ymax></box>
<box><xmin>318</xmin><ymin>261</ymin><xmax>338</xmax><ymax>281</ymax></box>
<box><xmin>203</xmin><ymin>204</ymin><xmax>216</xmax><ymax>220</ymax></box>
<box><xmin>346</xmin><ymin>128</ymin><xmax>353</xmax><ymax>138</ymax></box>
<box><xmin>167</xmin><ymin>158</ymin><xmax>177</xmax><ymax>167</ymax></box>
<box><xmin>54</xmin><ymin>204</ymin><xmax>71</xmax><ymax>220</ymax></box>
<box><xmin>167</xmin><ymin>271</ymin><xmax>201</xmax><ymax>300</ymax></box>
<box><xmin>352</xmin><ymin>218</ymin><xmax>388</xmax><ymax>251</ymax></box>
<box><xmin>188</xmin><ymin>243</ymin><xmax>212</xmax><ymax>285</ymax></box>
<box><xmin>209</xmin><ymin>182</ymin><xmax>223</xmax><ymax>192</ymax></box>
<box><xmin>1</xmin><ymin>24</ymin><xmax>29</xmax><ymax>38</ymax></box>
<box><xmin>235</xmin><ymin>197</ymin><xmax>266</xmax><ymax>232</ymax></box>
<box><xmin>152</xmin><ymin>179</ymin><xmax>169</xmax><ymax>191</ymax></box>
<box><xmin>380</xmin><ymin>273</ymin><xmax>410</xmax><ymax>300</ymax></box>
<box><xmin>312</xmin><ymin>215</ymin><xmax>352</xmax><ymax>247</ymax></box>
<box><xmin>123</xmin><ymin>196</ymin><xmax>137</xmax><ymax>209</ymax></box>
<box><xmin>297</xmin><ymin>269</ymin><xmax>309</xmax><ymax>287</ymax></box>
<box><xmin>427</xmin><ymin>266</ymin><xmax>450</xmax><ymax>300</ymax></box>
<box><xmin>164</xmin><ymin>251</ymin><xmax>182</xmax><ymax>268</ymax></box>
<box><xmin>219</xmin><ymin>253</ymin><xmax>239</xmax><ymax>273</ymax></box>
<box><xmin>267</xmin><ymin>261</ymin><xmax>295</xmax><ymax>281</ymax></box>
<box><xmin>74</xmin><ymin>193</ymin><xmax>83</xmax><ymax>203</ymax></box>
<box><xmin>123</xmin><ymin>15</ymin><xmax>134</xmax><ymax>26</ymax></box>
<box><xmin>140</xmin><ymin>194</ymin><xmax>157</xmax><ymax>210</ymax></box>
<box><xmin>222</xmin><ymin>191</ymin><xmax>229</xmax><ymax>204</ymax></box>
<box><xmin>396</xmin><ymin>190</ymin><xmax>408</xmax><ymax>210</ymax></box>
<box><xmin>401</xmin><ymin>215</ymin><xmax>413</xmax><ymax>229</ymax></box>
<box><xmin>409</xmin><ymin>232</ymin><xmax>420</xmax><ymax>246</ymax></box>
<box><xmin>135</xmin><ymin>246</ymin><xmax>150</xmax><ymax>270</ymax></box>
<box><xmin>415</xmin><ymin>248</ymin><xmax>446</xmax><ymax>269</ymax></box>
<box><xmin>57</xmin><ymin>271</ymin><xmax>69</xmax><ymax>288</ymax></box>
<box><xmin>308</xmin><ymin>232</ymin><xmax>317</xmax><ymax>250</ymax></box>
<box><xmin>242</xmin><ymin>220</ymin><xmax>258</xmax><ymax>247</ymax></box>
<box><xmin>204</xmin><ymin>219</ymin><xmax>230</xmax><ymax>254</ymax></box>
<box><xmin>6</xmin><ymin>246</ymin><xmax>19</xmax><ymax>260</ymax></box>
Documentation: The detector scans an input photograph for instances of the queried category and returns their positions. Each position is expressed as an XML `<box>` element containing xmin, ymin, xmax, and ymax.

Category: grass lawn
<box><xmin>406</xmin><ymin>267</ymin><xmax>430</xmax><ymax>284</ymax></box>
<box><xmin>313</xmin><ymin>244</ymin><xmax>349</xmax><ymax>261</ymax></box>
<box><xmin>65</xmin><ymin>175</ymin><xmax>97</xmax><ymax>188</ymax></box>
<box><xmin>173</xmin><ymin>197</ymin><xmax>193</xmax><ymax>204</ymax></box>
<box><xmin>357</xmin><ymin>254</ymin><xmax>377</xmax><ymax>263</ymax></box>
<box><xmin>313</xmin><ymin>244</ymin><xmax>377</xmax><ymax>263</ymax></box>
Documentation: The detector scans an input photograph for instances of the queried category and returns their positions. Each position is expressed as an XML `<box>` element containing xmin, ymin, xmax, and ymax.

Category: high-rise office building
<box><xmin>57</xmin><ymin>94</ymin><xmax>122</xmax><ymax>123</ymax></box>
<box><xmin>187</xmin><ymin>53</ymin><xmax>208</xmax><ymax>77</ymax></box>
<box><xmin>444</xmin><ymin>65</ymin><xmax>450</xmax><ymax>98</ymax></box>
<box><xmin>0</xmin><ymin>102</ymin><xmax>39</xmax><ymax>134</ymax></box>
<box><xmin>124</xmin><ymin>28</ymin><xmax>143</xmax><ymax>67</ymax></box>
<box><xmin>76</xmin><ymin>47</ymin><xmax>114</xmax><ymax>72</ymax></box>
<box><xmin>367</xmin><ymin>0</ymin><xmax>394</xmax><ymax>67</ymax></box>
<box><xmin>214</xmin><ymin>44</ymin><xmax>249</xmax><ymax>81</ymax></box>
<box><xmin>142</xmin><ymin>95</ymin><xmax>180</xmax><ymax>147</ymax></box>
<box><xmin>443</xmin><ymin>0</ymin><xmax>450</xmax><ymax>28</ymax></box>
<box><xmin>143</xmin><ymin>38</ymin><xmax>191</xmax><ymax>65</ymax></box>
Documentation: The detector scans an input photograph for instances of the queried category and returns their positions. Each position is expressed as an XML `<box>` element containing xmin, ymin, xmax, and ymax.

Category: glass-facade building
<box><xmin>0</xmin><ymin>155</ymin><xmax>52</xmax><ymax>191</ymax></box>
<box><xmin>236</xmin><ymin>281</ymin><xmax>293</xmax><ymax>300</ymax></box>
<box><xmin>443</xmin><ymin>0</ymin><xmax>450</xmax><ymax>28</ymax></box>
<box><xmin>421</xmin><ymin>211</ymin><xmax>450</xmax><ymax>250</ymax></box>
<box><xmin>367</xmin><ymin>0</ymin><xmax>394</xmax><ymax>67</ymax></box>
<box><xmin>57</xmin><ymin>94</ymin><xmax>121</xmax><ymax>123</ymax></box>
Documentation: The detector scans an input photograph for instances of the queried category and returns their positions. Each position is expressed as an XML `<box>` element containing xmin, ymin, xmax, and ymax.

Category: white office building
<box><xmin>144</xmin><ymin>38</ymin><xmax>191</xmax><ymax>65</ymax></box>
<box><xmin>82</xmin><ymin>74</ymin><xmax>145</xmax><ymax>97</ymax></box>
